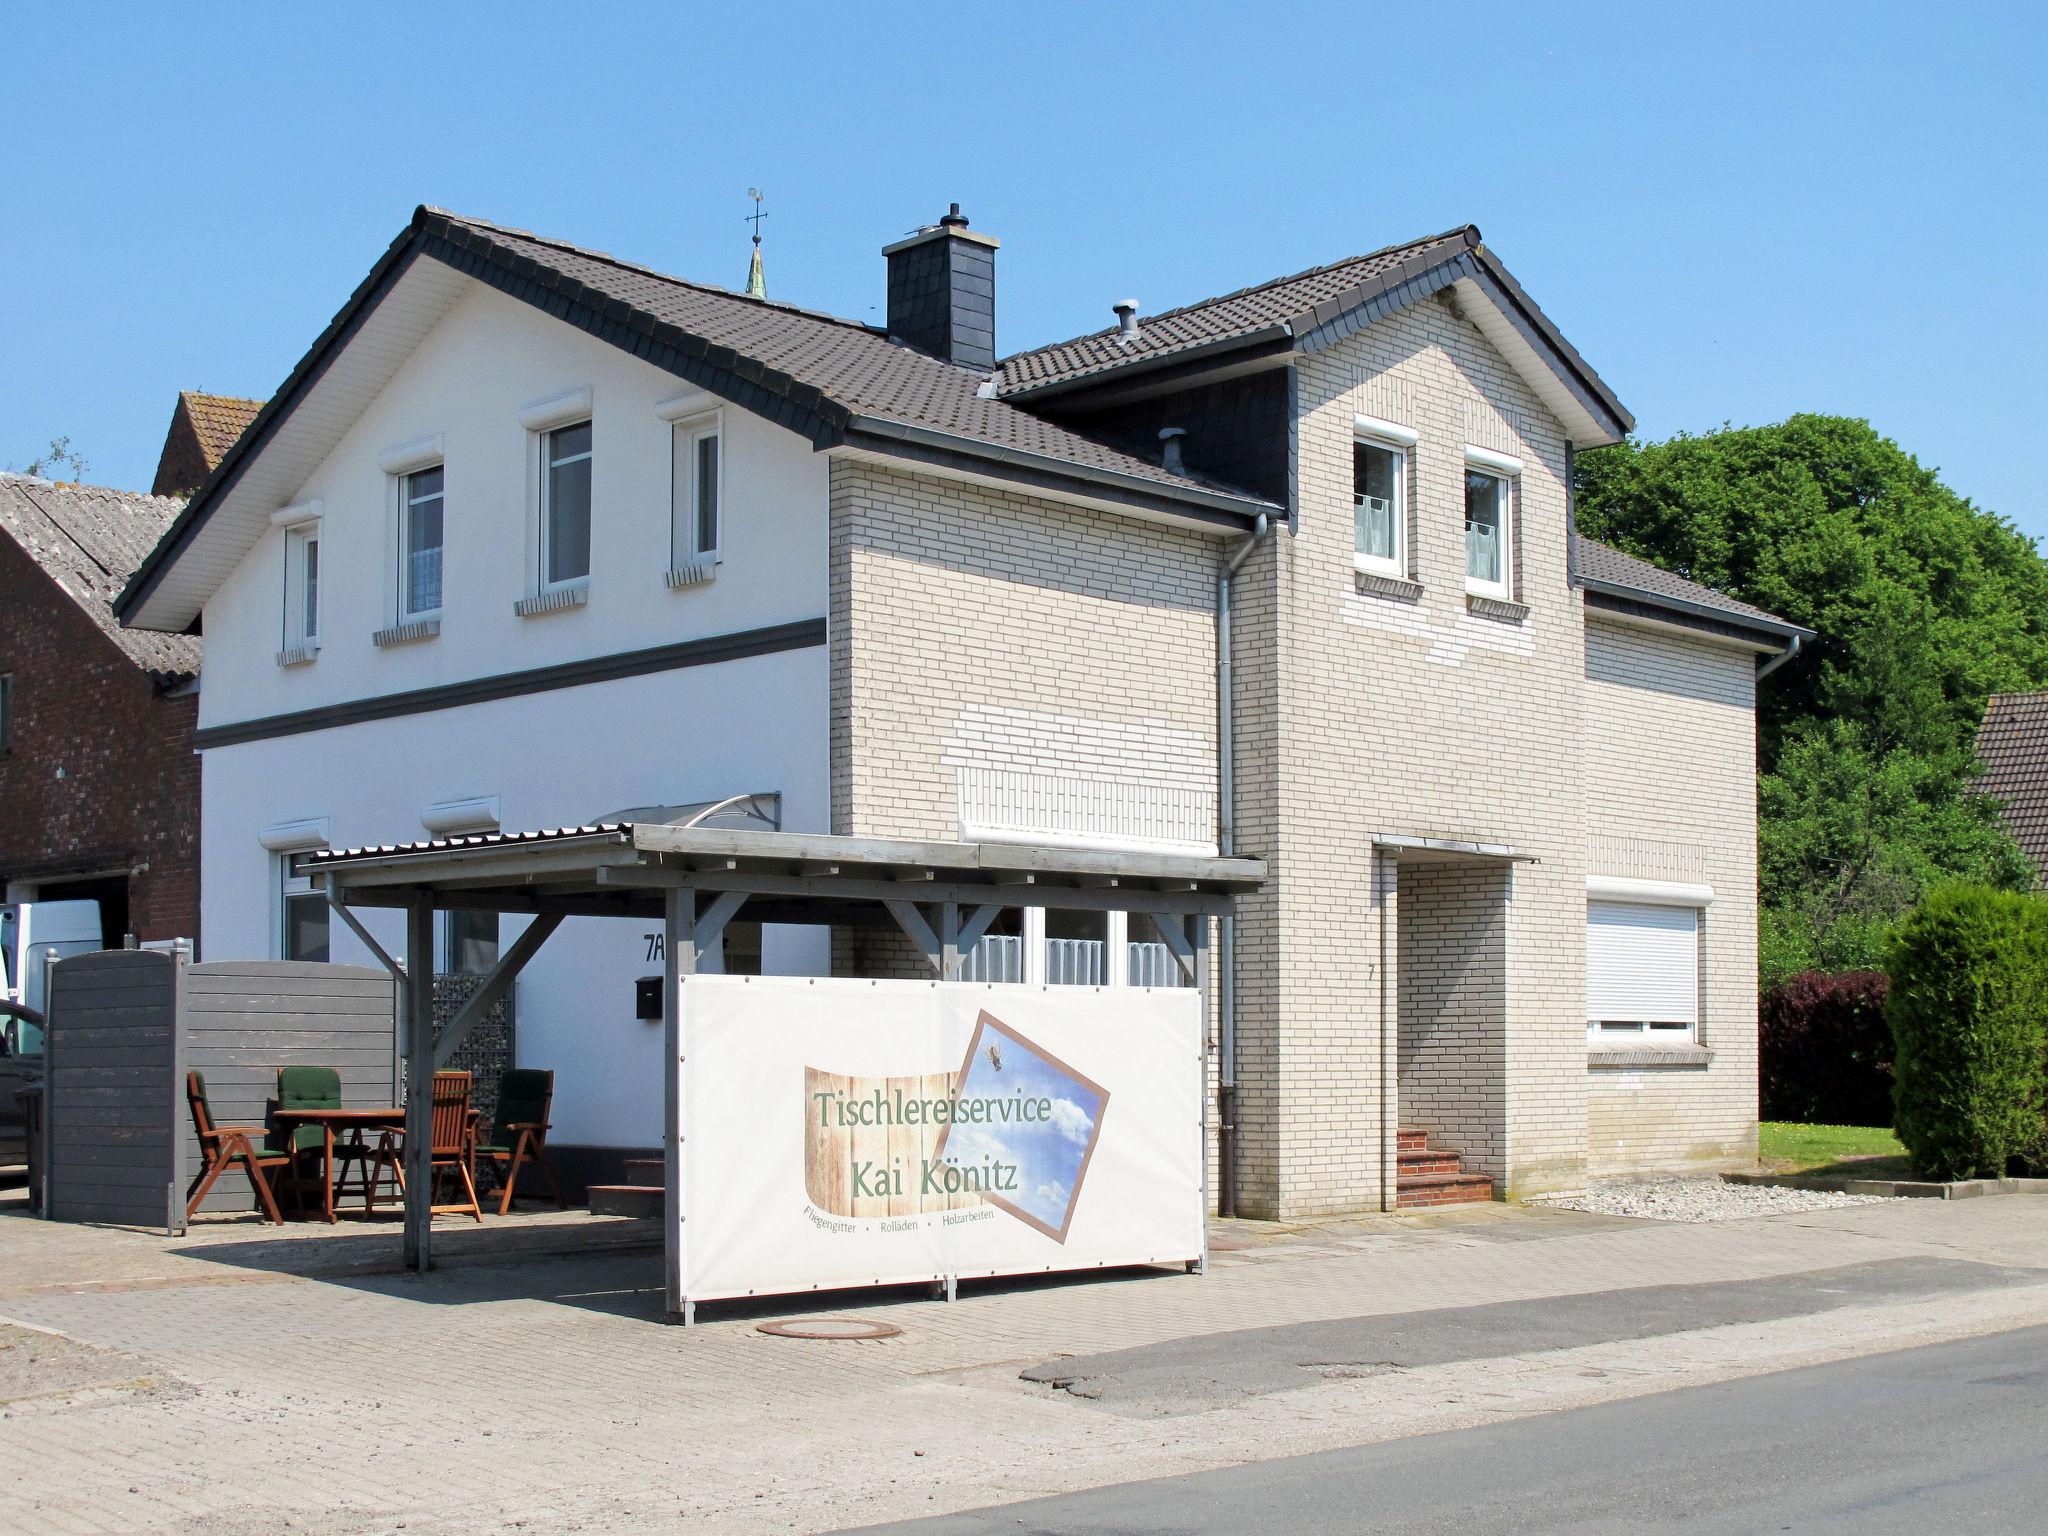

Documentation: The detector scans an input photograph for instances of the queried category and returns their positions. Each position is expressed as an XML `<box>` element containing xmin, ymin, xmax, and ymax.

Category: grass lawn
<box><xmin>1759</xmin><ymin>1121</ymin><xmax>1913</xmax><ymax>1179</ymax></box>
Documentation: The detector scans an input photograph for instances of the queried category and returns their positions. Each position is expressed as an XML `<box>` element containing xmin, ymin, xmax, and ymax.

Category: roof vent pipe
<box><xmin>1113</xmin><ymin>300</ymin><xmax>1140</xmax><ymax>341</ymax></box>
<box><xmin>1158</xmin><ymin>427</ymin><xmax>1187</xmax><ymax>476</ymax></box>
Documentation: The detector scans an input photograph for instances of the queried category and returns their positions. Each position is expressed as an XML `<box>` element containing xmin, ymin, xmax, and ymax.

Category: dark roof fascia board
<box><xmin>125</xmin><ymin>209</ymin><xmax>1267</xmax><ymax>625</ymax></box>
<box><xmin>1582</xmin><ymin>580</ymin><xmax>1810</xmax><ymax>648</ymax></box>
<box><xmin>418</xmin><ymin>223</ymin><xmax>849</xmax><ymax>448</ymax></box>
<box><xmin>1004</xmin><ymin>229</ymin><xmax>1636</xmax><ymax>447</ymax></box>
<box><xmin>1460</xmin><ymin>250</ymin><xmax>1634</xmax><ymax>440</ymax></box>
<box><xmin>192</xmin><ymin>616</ymin><xmax>825</xmax><ymax>750</ymax></box>
<box><xmin>999</xmin><ymin>325</ymin><xmax>1295</xmax><ymax>405</ymax></box>
<box><xmin>115</xmin><ymin>228</ymin><xmax>430</xmax><ymax>627</ymax></box>
<box><xmin>842</xmin><ymin>416</ymin><xmax>1275</xmax><ymax>532</ymax></box>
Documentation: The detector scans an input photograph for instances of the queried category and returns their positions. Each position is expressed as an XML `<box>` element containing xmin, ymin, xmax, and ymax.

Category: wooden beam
<box><xmin>402</xmin><ymin>893</ymin><xmax>435</xmax><ymax>1274</ymax></box>
<box><xmin>663</xmin><ymin>888</ymin><xmax>695</xmax><ymax>1325</ymax></box>
<box><xmin>884</xmin><ymin>899</ymin><xmax>943</xmax><ymax>975</ymax></box>
<box><xmin>693</xmin><ymin>889</ymin><xmax>750</xmax><ymax>956</ymax></box>
<box><xmin>1142</xmin><ymin>910</ymin><xmax>1199</xmax><ymax>983</ymax></box>
<box><xmin>433</xmin><ymin>912</ymin><xmax>564</xmax><ymax>1068</ymax></box>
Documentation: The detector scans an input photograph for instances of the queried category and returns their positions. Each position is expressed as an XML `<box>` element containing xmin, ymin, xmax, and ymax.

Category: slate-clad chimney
<box><xmin>883</xmin><ymin>203</ymin><xmax>1000</xmax><ymax>370</ymax></box>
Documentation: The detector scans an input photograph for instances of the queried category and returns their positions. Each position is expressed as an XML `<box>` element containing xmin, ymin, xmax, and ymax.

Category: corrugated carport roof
<box><xmin>306</xmin><ymin>822</ymin><xmax>1264</xmax><ymax>923</ymax></box>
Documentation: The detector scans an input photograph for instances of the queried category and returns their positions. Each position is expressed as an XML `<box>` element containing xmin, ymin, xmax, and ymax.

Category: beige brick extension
<box><xmin>1583</xmin><ymin>621</ymin><xmax>1762</xmax><ymax>1173</ymax></box>
<box><xmin>824</xmin><ymin>295</ymin><xmax>1764</xmax><ymax>1217</ymax></box>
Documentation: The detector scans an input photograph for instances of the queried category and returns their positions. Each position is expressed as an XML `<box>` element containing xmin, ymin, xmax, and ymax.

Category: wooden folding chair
<box><xmin>475</xmin><ymin>1068</ymin><xmax>567</xmax><ymax>1216</ymax></box>
<box><xmin>185</xmin><ymin>1071</ymin><xmax>289</xmax><ymax>1223</ymax></box>
<box><xmin>429</xmin><ymin>1069</ymin><xmax>484</xmax><ymax>1222</ymax></box>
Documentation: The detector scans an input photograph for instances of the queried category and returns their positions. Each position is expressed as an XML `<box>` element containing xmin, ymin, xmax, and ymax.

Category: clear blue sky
<box><xmin>5</xmin><ymin>2</ymin><xmax>2043</xmax><ymax>538</ymax></box>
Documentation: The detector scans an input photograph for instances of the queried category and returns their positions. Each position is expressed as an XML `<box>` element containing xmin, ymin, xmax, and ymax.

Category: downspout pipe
<box><xmin>1216</xmin><ymin>511</ymin><xmax>1270</xmax><ymax>1220</ymax></box>
<box><xmin>1755</xmin><ymin>630</ymin><xmax>1803</xmax><ymax>681</ymax></box>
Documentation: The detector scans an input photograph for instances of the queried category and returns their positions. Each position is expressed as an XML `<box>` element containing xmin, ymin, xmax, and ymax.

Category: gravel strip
<box><xmin>1529</xmin><ymin>1176</ymin><xmax>1893</xmax><ymax>1223</ymax></box>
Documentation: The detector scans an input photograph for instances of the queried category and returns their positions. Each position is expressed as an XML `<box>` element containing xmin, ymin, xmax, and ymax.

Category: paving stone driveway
<box><xmin>6</xmin><ymin>1191</ymin><xmax>2048</xmax><ymax>1534</ymax></box>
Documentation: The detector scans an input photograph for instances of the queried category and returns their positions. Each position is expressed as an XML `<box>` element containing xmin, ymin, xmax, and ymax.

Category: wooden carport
<box><xmin>305</xmin><ymin>821</ymin><xmax>1264</xmax><ymax>1321</ymax></box>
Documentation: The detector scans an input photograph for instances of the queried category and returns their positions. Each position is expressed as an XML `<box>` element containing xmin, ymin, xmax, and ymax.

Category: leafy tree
<box><xmin>1576</xmin><ymin>415</ymin><xmax>2048</xmax><ymax>983</ymax></box>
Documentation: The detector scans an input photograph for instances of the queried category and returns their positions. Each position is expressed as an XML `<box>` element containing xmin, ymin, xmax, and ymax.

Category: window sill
<box><xmin>1588</xmin><ymin>1042</ymin><xmax>1712</xmax><ymax>1069</ymax></box>
<box><xmin>515</xmin><ymin>584</ymin><xmax>589</xmax><ymax>618</ymax></box>
<box><xmin>1466</xmin><ymin>592</ymin><xmax>1529</xmax><ymax>624</ymax></box>
<box><xmin>373</xmin><ymin>617</ymin><xmax>441</xmax><ymax>648</ymax></box>
<box><xmin>1354</xmin><ymin>569</ymin><xmax>1423</xmax><ymax>603</ymax></box>
<box><xmin>275</xmin><ymin>644</ymin><xmax>319</xmax><ymax>668</ymax></box>
<box><xmin>665</xmin><ymin>561</ymin><xmax>717</xmax><ymax>591</ymax></box>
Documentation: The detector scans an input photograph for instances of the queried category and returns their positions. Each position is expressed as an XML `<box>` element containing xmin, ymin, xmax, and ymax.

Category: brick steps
<box><xmin>1395</xmin><ymin>1130</ymin><xmax>1493</xmax><ymax>1209</ymax></box>
<box><xmin>587</xmin><ymin>1183</ymin><xmax>661</xmax><ymax>1218</ymax></box>
<box><xmin>588</xmin><ymin>1157</ymin><xmax>664</xmax><ymax>1217</ymax></box>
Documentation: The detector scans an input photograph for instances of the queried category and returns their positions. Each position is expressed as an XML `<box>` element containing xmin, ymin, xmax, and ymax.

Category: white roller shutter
<box><xmin>1587</xmin><ymin>901</ymin><xmax>1698</xmax><ymax>1025</ymax></box>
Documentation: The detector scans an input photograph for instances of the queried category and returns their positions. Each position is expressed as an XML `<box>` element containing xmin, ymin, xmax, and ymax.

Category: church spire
<box><xmin>744</xmin><ymin>187</ymin><xmax>767</xmax><ymax>299</ymax></box>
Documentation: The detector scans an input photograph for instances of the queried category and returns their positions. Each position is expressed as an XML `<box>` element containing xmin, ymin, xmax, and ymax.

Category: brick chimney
<box><xmin>883</xmin><ymin>203</ymin><xmax>999</xmax><ymax>370</ymax></box>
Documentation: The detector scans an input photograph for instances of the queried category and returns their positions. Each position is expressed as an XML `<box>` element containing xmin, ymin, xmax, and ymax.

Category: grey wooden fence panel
<box><xmin>182</xmin><ymin>961</ymin><xmax>397</xmax><ymax>1215</ymax></box>
<box><xmin>45</xmin><ymin>950</ymin><xmax>179</xmax><ymax>1230</ymax></box>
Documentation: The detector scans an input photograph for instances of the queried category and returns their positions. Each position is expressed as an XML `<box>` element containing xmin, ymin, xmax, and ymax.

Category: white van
<box><xmin>1</xmin><ymin>899</ymin><xmax>103</xmax><ymax>1060</ymax></box>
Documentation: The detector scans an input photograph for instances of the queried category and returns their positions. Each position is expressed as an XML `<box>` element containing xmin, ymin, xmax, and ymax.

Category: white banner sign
<box><xmin>678</xmin><ymin>977</ymin><xmax>1205</xmax><ymax>1304</ymax></box>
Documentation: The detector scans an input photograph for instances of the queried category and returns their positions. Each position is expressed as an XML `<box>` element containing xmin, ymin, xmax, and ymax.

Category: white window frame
<box><xmin>396</xmin><ymin>463</ymin><xmax>446</xmax><ymax>622</ymax></box>
<box><xmin>1352</xmin><ymin>418</ymin><xmax>1413</xmax><ymax>581</ymax></box>
<box><xmin>1586</xmin><ymin>886</ymin><xmax>1708</xmax><ymax>1045</ymax></box>
<box><xmin>275</xmin><ymin>504</ymin><xmax>322</xmax><ymax>655</ymax></box>
<box><xmin>438</xmin><ymin>908</ymin><xmax>500</xmax><ymax>975</ymax></box>
<box><xmin>1463</xmin><ymin>446</ymin><xmax>1521</xmax><ymax>601</ymax></box>
<box><xmin>538</xmin><ymin>420</ymin><xmax>594</xmax><ymax>591</ymax></box>
<box><xmin>669</xmin><ymin>409</ymin><xmax>724</xmax><ymax>571</ymax></box>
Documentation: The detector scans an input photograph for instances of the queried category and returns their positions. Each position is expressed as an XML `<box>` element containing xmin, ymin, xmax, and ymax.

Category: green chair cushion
<box><xmin>277</xmin><ymin>1065</ymin><xmax>342</xmax><ymax>1153</ymax></box>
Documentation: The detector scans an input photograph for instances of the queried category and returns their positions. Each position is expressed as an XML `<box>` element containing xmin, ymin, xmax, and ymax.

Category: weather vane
<box><xmin>744</xmin><ymin>188</ymin><xmax>768</xmax><ymax>299</ymax></box>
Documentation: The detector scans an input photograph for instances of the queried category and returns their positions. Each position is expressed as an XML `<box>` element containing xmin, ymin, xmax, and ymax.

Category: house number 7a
<box><xmin>645</xmin><ymin>932</ymin><xmax>664</xmax><ymax>963</ymax></box>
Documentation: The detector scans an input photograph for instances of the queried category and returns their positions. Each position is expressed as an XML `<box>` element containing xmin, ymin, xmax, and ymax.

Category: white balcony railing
<box><xmin>957</xmin><ymin>767</ymin><xmax>1215</xmax><ymax>855</ymax></box>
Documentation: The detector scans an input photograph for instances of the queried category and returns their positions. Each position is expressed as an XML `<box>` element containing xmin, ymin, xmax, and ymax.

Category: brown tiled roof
<box><xmin>0</xmin><ymin>475</ymin><xmax>200</xmax><ymax>683</ymax></box>
<box><xmin>1574</xmin><ymin>536</ymin><xmax>1803</xmax><ymax>634</ymax></box>
<box><xmin>997</xmin><ymin>229</ymin><xmax>1473</xmax><ymax>396</ymax></box>
<box><xmin>181</xmin><ymin>392</ymin><xmax>264</xmax><ymax>469</ymax></box>
<box><xmin>1977</xmin><ymin>693</ymin><xmax>2048</xmax><ymax>874</ymax></box>
<box><xmin>426</xmin><ymin>211</ymin><xmax>1276</xmax><ymax>509</ymax></box>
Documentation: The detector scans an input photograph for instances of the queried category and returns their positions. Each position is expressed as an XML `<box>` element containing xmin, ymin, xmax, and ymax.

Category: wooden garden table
<box><xmin>270</xmin><ymin>1106</ymin><xmax>404</xmax><ymax>1222</ymax></box>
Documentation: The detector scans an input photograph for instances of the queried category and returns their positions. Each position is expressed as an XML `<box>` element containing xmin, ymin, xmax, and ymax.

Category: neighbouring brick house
<box><xmin>152</xmin><ymin>391</ymin><xmax>264</xmax><ymax>498</ymax></box>
<box><xmin>0</xmin><ymin>475</ymin><xmax>201</xmax><ymax>945</ymax></box>
<box><xmin>115</xmin><ymin>204</ymin><xmax>1808</xmax><ymax>1211</ymax></box>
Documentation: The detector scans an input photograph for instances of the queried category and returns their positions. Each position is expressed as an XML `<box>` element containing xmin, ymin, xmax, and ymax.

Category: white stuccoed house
<box><xmin>117</xmin><ymin>204</ymin><xmax>1808</xmax><ymax>1214</ymax></box>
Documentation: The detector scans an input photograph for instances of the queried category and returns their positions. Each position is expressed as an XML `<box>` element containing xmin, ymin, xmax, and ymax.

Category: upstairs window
<box><xmin>282</xmin><ymin>521</ymin><xmax>320</xmax><ymax>653</ymax></box>
<box><xmin>1352</xmin><ymin>438</ymin><xmax>1406</xmax><ymax>579</ymax></box>
<box><xmin>670</xmin><ymin>414</ymin><xmax>722</xmax><ymax>570</ymax></box>
<box><xmin>399</xmin><ymin>465</ymin><xmax>445</xmax><ymax>619</ymax></box>
<box><xmin>541</xmin><ymin>421</ymin><xmax>592</xmax><ymax>587</ymax></box>
<box><xmin>1464</xmin><ymin>464</ymin><xmax>1513</xmax><ymax>599</ymax></box>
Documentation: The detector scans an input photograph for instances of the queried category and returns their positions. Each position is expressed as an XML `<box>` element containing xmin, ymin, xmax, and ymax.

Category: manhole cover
<box><xmin>756</xmin><ymin>1317</ymin><xmax>902</xmax><ymax>1341</ymax></box>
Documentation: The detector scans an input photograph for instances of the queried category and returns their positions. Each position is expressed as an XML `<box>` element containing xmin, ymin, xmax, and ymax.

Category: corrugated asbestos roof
<box><xmin>426</xmin><ymin>210</ymin><xmax>1275</xmax><ymax>505</ymax></box>
<box><xmin>0</xmin><ymin>475</ymin><xmax>200</xmax><ymax>683</ymax></box>
<box><xmin>997</xmin><ymin>229</ymin><xmax>1472</xmax><ymax>395</ymax></box>
<box><xmin>180</xmin><ymin>392</ymin><xmax>264</xmax><ymax>469</ymax></box>
<box><xmin>1977</xmin><ymin>693</ymin><xmax>2048</xmax><ymax>876</ymax></box>
<box><xmin>1575</xmin><ymin>535</ymin><xmax>1805</xmax><ymax>635</ymax></box>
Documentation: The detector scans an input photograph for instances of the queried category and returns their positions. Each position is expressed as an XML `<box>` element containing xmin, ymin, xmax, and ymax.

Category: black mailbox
<box><xmin>635</xmin><ymin>975</ymin><xmax>664</xmax><ymax>1020</ymax></box>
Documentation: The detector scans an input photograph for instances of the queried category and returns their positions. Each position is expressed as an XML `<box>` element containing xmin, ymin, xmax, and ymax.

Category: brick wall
<box><xmin>0</xmin><ymin>534</ymin><xmax>200</xmax><ymax>944</ymax></box>
<box><xmin>1582</xmin><ymin>619</ymin><xmax>1761</xmax><ymax>1172</ymax></box>
<box><xmin>828</xmin><ymin>458</ymin><xmax>1218</xmax><ymax>842</ymax></box>
<box><xmin>1235</xmin><ymin>290</ymin><xmax>1591</xmax><ymax>1213</ymax></box>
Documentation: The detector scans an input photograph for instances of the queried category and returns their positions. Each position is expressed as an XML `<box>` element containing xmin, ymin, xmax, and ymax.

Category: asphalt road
<box><xmin>850</xmin><ymin>1325</ymin><xmax>2048</xmax><ymax>1534</ymax></box>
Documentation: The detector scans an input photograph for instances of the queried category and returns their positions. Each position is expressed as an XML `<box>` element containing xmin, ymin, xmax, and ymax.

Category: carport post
<box><xmin>403</xmin><ymin>892</ymin><xmax>435</xmax><ymax>1273</ymax></box>
<box><xmin>663</xmin><ymin>887</ymin><xmax>697</xmax><ymax>1324</ymax></box>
